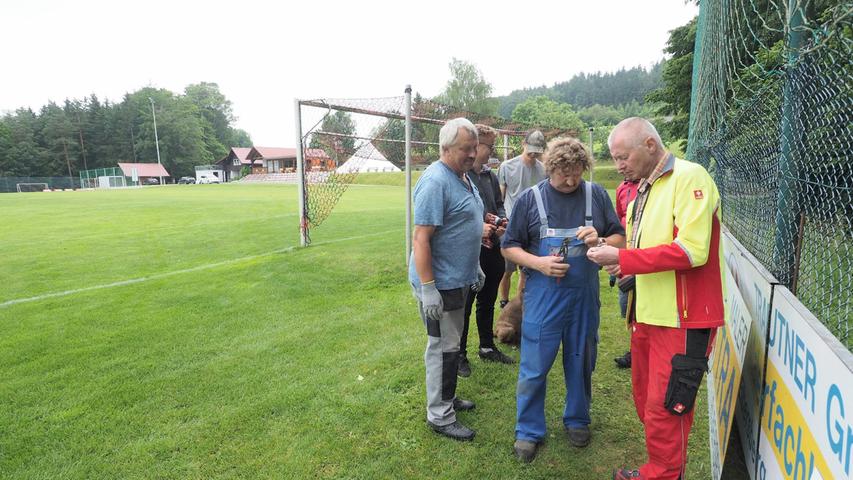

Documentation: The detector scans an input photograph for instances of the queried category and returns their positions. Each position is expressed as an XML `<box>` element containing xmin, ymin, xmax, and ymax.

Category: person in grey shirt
<box><xmin>497</xmin><ymin>130</ymin><xmax>547</xmax><ymax>308</ymax></box>
<box><xmin>409</xmin><ymin>117</ymin><xmax>485</xmax><ymax>441</ymax></box>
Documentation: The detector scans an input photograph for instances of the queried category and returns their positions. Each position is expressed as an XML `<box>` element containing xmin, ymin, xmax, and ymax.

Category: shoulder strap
<box><xmin>531</xmin><ymin>183</ymin><xmax>549</xmax><ymax>238</ymax></box>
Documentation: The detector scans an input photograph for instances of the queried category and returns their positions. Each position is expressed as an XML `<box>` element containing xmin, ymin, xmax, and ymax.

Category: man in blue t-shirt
<box><xmin>408</xmin><ymin>117</ymin><xmax>485</xmax><ymax>442</ymax></box>
<box><xmin>501</xmin><ymin>137</ymin><xmax>625</xmax><ymax>462</ymax></box>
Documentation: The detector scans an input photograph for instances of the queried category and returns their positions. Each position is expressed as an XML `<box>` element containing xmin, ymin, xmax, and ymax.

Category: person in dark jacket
<box><xmin>458</xmin><ymin>124</ymin><xmax>516</xmax><ymax>377</ymax></box>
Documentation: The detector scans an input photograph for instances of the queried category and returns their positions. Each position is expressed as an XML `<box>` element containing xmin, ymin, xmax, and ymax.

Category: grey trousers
<box><xmin>417</xmin><ymin>287</ymin><xmax>468</xmax><ymax>426</ymax></box>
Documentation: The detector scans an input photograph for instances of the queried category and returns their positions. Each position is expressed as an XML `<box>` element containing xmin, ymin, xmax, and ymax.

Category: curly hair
<box><xmin>543</xmin><ymin>136</ymin><xmax>592</xmax><ymax>175</ymax></box>
<box><xmin>475</xmin><ymin>124</ymin><xmax>497</xmax><ymax>142</ymax></box>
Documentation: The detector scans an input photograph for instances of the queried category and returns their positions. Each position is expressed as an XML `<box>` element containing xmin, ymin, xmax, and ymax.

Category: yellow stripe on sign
<box><xmin>710</xmin><ymin>326</ymin><xmax>742</xmax><ymax>463</ymax></box>
<box><xmin>761</xmin><ymin>360</ymin><xmax>833</xmax><ymax>479</ymax></box>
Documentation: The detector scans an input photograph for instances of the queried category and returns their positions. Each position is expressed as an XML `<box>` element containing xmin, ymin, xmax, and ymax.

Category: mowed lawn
<box><xmin>0</xmin><ymin>182</ymin><xmax>711</xmax><ymax>479</ymax></box>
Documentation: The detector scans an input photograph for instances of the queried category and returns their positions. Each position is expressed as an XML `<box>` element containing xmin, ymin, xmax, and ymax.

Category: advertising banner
<box><xmin>755</xmin><ymin>287</ymin><xmax>853</xmax><ymax>480</ymax></box>
<box><xmin>709</xmin><ymin>230</ymin><xmax>775</xmax><ymax>479</ymax></box>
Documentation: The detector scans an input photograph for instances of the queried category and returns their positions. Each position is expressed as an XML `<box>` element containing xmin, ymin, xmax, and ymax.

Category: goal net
<box><xmin>16</xmin><ymin>183</ymin><xmax>49</xmax><ymax>193</ymax></box>
<box><xmin>80</xmin><ymin>167</ymin><xmax>130</xmax><ymax>189</ymax></box>
<box><xmin>295</xmin><ymin>89</ymin><xmax>578</xmax><ymax>254</ymax></box>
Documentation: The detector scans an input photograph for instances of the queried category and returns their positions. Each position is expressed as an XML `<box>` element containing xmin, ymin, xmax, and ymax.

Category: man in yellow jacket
<box><xmin>587</xmin><ymin>118</ymin><xmax>724</xmax><ymax>480</ymax></box>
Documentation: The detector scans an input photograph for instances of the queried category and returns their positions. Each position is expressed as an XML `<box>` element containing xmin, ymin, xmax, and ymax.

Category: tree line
<box><xmin>496</xmin><ymin>64</ymin><xmax>664</xmax><ymax>119</ymax></box>
<box><xmin>0</xmin><ymin>82</ymin><xmax>251</xmax><ymax>179</ymax></box>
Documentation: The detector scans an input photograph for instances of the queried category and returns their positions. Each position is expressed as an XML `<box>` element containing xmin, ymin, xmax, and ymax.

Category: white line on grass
<box><xmin>0</xmin><ymin>229</ymin><xmax>400</xmax><ymax>308</ymax></box>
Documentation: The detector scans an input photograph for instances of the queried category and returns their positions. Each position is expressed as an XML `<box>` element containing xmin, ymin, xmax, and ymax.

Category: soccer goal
<box><xmin>16</xmin><ymin>183</ymin><xmax>49</xmax><ymax>193</ymax></box>
<box><xmin>294</xmin><ymin>87</ymin><xmax>576</xmax><ymax>262</ymax></box>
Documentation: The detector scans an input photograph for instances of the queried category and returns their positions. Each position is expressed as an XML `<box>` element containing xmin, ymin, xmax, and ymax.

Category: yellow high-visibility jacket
<box><xmin>620</xmin><ymin>156</ymin><xmax>725</xmax><ymax>328</ymax></box>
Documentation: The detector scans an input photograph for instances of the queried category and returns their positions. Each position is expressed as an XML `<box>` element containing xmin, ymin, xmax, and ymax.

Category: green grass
<box><xmin>0</xmin><ymin>183</ymin><xmax>710</xmax><ymax>479</ymax></box>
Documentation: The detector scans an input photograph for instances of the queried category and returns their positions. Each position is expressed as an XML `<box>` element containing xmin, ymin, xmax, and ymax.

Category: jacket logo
<box><xmin>693</xmin><ymin>189</ymin><xmax>704</xmax><ymax>200</ymax></box>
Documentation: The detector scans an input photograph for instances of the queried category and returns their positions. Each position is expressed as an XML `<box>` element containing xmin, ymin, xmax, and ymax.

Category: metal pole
<box><xmin>503</xmin><ymin>134</ymin><xmax>508</xmax><ymax>162</ymax></box>
<box><xmin>588</xmin><ymin>127</ymin><xmax>594</xmax><ymax>183</ymax></box>
<box><xmin>149</xmin><ymin>97</ymin><xmax>163</xmax><ymax>185</ymax></box>
<box><xmin>685</xmin><ymin>2</ymin><xmax>718</xmax><ymax>168</ymax></box>
<box><xmin>405</xmin><ymin>85</ymin><xmax>413</xmax><ymax>265</ymax></box>
<box><xmin>773</xmin><ymin>0</ymin><xmax>806</xmax><ymax>288</ymax></box>
<box><xmin>294</xmin><ymin>99</ymin><xmax>308</xmax><ymax>247</ymax></box>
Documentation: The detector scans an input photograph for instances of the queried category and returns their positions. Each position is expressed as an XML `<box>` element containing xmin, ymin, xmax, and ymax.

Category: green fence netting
<box><xmin>688</xmin><ymin>0</ymin><xmax>852</xmax><ymax>348</ymax></box>
<box><xmin>0</xmin><ymin>177</ymin><xmax>81</xmax><ymax>193</ymax></box>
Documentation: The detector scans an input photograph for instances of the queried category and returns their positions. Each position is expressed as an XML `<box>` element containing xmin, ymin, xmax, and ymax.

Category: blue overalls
<box><xmin>515</xmin><ymin>182</ymin><xmax>601</xmax><ymax>442</ymax></box>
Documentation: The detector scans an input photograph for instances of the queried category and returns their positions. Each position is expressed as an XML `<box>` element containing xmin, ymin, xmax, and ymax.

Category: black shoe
<box><xmin>457</xmin><ymin>354</ymin><xmax>471</xmax><ymax>377</ymax></box>
<box><xmin>427</xmin><ymin>420</ymin><xmax>475</xmax><ymax>441</ymax></box>
<box><xmin>478</xmin><ymin>347</ymin><xmax>516</xmax><ymax>364</ymax></box>
<box><xmin>614</xmin><ymin>351</ymin><xmax>631</xmax><ymax>369</ymax></box>
<box><xmin>499</xmin><ymin>299</ymin><xmax>509</xmax><ymax>309</ymax></box>
<box><xmin>453</xmin><ymin>397</ymin><xmax>475</xmax><ymax>411</ymax></box>
<box><xmin>566</xmin><ymin>425</ymin><xmax>590</xmax><ymax>447</ymax></box>
<box><xmin>513</xmin><ymin>439</ymin><xmax>539</xmax><ymax>463</ymax></box>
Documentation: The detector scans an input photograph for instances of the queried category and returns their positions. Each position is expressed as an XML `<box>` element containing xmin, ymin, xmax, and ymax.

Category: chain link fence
<box><xmin>0</xmin><ymin>176</ymin><xmax>81</xmax><ymax>193</ymax></box>
<box><xmin>688</xmin><ymin>0</ymin><xmax>851</xmax><ymax>348</ymax></box>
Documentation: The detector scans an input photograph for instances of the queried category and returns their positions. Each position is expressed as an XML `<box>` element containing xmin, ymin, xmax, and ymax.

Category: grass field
<box><xmin>0</xmin><ymin>182</ymin><xmax>711</xmax><ymax>479</ymax></box>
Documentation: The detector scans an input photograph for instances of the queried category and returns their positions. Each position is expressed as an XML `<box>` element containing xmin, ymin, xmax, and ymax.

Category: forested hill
<box><xmin>496</xmin><ymin>64</ymin><xmax>663</xmax><ymax>118</ymax></box>
<box><xmin>0</xmin><ymin>82</ymin><xmax>250</xmax><ymax>179</ymax></box>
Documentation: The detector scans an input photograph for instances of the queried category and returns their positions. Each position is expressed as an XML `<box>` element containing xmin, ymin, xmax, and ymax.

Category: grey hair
<box><xmin>439</xmin><ymin>117</ymin><xmax>478</xmax><ymax>151</ymax></box>
<box><xmin>607</xmin><ymin>117</ymin><xmax>663</xmax><ymax>149</ymax></box>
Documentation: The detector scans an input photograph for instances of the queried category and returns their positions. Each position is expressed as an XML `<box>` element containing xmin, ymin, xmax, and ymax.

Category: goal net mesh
<box><xmin>297</xmin><ymin>95</ymin><xmax>578</xmax><ymax>244</ymax></box>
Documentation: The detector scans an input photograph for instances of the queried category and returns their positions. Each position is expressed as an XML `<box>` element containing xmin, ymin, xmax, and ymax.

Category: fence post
<box><xmin>686</xmin><ymin>0</ymin><xmax>709</xmax><ymax>165</ymax></box>
<box><xmin>772</xmin><ymin>0</ymin><xmax>806</xmax><ymax>287</ymax></box>
<box><xmin>588</xmin><ymin>127</ymin><xmax>594</xmax><ymax>183</ymax></box>
<box><xmin>405</xmin><ymin>85</ymin><xmax>413</xmax><ymax>265</ymax></box>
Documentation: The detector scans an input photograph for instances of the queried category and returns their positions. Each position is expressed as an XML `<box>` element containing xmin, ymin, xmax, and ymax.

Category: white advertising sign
<box><xmin>755</xmin><ymin>287</ymin><xmax>853</xmax><ymax>480</ymax></box>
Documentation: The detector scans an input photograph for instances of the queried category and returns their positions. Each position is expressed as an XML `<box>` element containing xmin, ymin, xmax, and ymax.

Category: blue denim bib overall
<box><xmin>515</xmin><ymin>182</ymin><xmax>601</xmax><ymax>442</ymax></box>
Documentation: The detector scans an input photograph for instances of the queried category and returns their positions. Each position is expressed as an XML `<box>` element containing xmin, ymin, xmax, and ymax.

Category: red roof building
<box><xmin>245</xmin><ymin>147</ymin><xmax>333</xmax><ymax>173</ymax></box>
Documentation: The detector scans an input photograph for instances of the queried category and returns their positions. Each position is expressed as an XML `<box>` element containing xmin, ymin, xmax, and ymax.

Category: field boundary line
<box><xmin>0</xmin><ymin>229</ymin><xmax>399</xmax><ymax>308</ymax></box>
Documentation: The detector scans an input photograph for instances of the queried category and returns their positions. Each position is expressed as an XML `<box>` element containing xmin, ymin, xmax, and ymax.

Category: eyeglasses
<box><xmin>479</xmin><ymin>143</ymin><xmax>496</xmax><ymax>153</ymax></box>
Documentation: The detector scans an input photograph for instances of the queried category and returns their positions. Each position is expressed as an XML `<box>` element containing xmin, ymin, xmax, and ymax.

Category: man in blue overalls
<box><xmin>502</xmin><ymin>136</ymin><xmax>625</xmax><ymax>462</ymax></box>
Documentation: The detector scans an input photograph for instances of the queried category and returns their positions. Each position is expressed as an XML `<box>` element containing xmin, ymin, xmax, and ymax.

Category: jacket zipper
<box><xmin>680</xmin><ymin>274</ymin><xmax>688</xmax><ymax>320</ymax></box>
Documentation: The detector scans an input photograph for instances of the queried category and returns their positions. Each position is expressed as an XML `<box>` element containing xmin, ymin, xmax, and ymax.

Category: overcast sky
<box><xmin>2</xmin><ymin>0</ymin><xmax>697</xmax><ymax>147</ymax></box>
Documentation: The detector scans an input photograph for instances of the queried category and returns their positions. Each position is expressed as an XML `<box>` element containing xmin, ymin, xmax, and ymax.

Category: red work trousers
<box><xmin>631</xmin><ymin>322</ymin><xmax>716</xmax><ymax>480</ymax></box>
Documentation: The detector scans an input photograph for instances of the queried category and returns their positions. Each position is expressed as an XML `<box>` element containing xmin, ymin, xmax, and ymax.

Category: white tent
<box><xmin>336</xmin><ymin>144</ymin><xmax>401</xmax><ymax>173</ymax></box>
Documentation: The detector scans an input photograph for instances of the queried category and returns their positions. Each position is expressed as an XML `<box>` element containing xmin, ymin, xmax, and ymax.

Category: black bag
<box><xmin>617</xmin><ymin>274</ymin><xmax>635</xmax><ymax>293</ymax></box>
<box><xmin>663</xmin><ymin>354</ymin><xmax>708</xmax><ymax>415</ymax></box>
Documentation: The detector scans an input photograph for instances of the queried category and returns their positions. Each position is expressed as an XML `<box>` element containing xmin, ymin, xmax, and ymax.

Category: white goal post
<box><xmin>16</xmin><ymin>183</ymin><xmax>49</xmax><ymax>193</ymax></box>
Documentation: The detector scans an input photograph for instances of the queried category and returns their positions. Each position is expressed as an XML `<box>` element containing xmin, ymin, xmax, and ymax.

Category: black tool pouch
<box><xmin>663</xmin><ymin>328</ymin><xmax>711</xmax><ymax>415</ymax></box>
<box><xmin>663</xmin><ymin>354</ymin><xmax>708</xmax><ymax>415</ymax></box>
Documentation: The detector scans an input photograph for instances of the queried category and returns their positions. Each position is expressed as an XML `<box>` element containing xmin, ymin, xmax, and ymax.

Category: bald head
<box><xmin>608</xmin><ymin>117</ymin><xmax>667</xmax><ymax>181</ymax></box>
<box><xmin>608</xmin><ymin>117</ymin><xmax>663</xmax><ymax>150</ymax></box>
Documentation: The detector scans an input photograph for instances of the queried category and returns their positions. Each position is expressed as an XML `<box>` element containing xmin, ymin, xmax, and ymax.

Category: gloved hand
<box><xmin>421</xmin><ymin>281</ymin><xmax>443</xmax><ymax>321</ymax></box>
<box><xmin>472</xmin><ymin>265</ymin><xmax>486</xmax><ymax>292</ymax></box>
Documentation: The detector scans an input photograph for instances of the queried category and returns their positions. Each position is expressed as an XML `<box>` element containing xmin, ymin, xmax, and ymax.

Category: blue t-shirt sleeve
<box><xmin>413</xmin><ymin>178</ymin><xmax>445</xmax><ymax>226</ymax></box>
<box><xmin>596</xmin><ymin>184</ymin><xmax>625</xmax><ymax>237</ymax></box>
<box><xmin>502</xmin><ymin>190</ymin><xmax>532</xmax><ymax>249</ymax></box>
